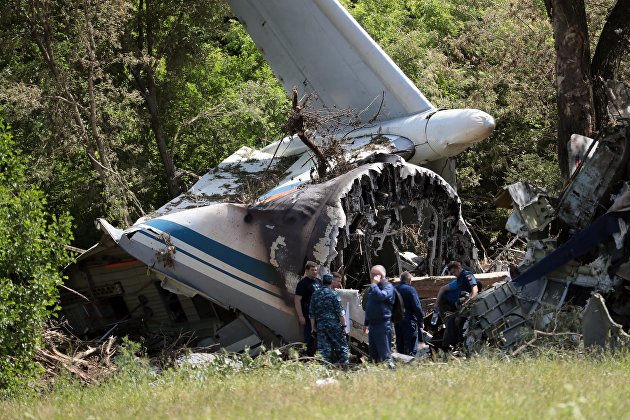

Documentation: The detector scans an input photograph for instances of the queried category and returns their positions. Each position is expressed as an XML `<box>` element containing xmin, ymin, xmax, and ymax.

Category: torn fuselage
<box><xmin>62</xmin><ymin>155</ymin><xmax>477</xmax><ymax>350</ymax></box>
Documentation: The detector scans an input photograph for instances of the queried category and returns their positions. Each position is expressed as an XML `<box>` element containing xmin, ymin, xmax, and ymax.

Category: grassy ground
<box><xmin>2</xmin><ymin>350</ymin><xmax>630</xmax><ymax>419</ymax></box>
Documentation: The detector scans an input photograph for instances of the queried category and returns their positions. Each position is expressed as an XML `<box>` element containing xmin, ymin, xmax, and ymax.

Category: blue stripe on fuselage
<box><xmin>136</xmin><ymin>229</ymin><xmax>283</xmax><ymax>299</ymax></box>
<box><xmin>143</xmin><ymin>219</ymin><xmax>278</xmax><ymax>285</ymax></box>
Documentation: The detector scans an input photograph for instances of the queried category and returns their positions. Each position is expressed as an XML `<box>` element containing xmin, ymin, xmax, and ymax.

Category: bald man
<box><xmin>363</xmin><ymin>265</ymin><xmax>395</xmax><ymax>366</ymax></box>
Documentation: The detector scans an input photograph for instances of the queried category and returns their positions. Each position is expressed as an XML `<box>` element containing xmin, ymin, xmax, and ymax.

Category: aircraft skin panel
<box><xmin>117</xmin><ymin>221</ymin><xmax>300</xmax><ymax>341</ymax></box>
<box><xmin>139</xmin><ymin>219</ymin><xmax>280</xmax><ymax>290</ymax></box>
<box><xmin>259</xmin><ymin>182</ymin><xmax>302</xmax><ymax>202</ymax></box>
<box><xmin>135</xmin><ymin>229</ymin><xmax>287</xmax><ymax>303</ymax></box>
<box><xmin>146</xmin><ymin>204</ymin><xmax>275</xmax><ymax>266</ymax></box>
<box><xmin>227</xmin><ymin>0</ymin><xmax>434</xmax><ymax>121</ymax></box>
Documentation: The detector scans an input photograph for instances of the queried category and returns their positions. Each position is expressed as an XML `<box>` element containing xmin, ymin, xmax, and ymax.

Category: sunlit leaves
<box><xmin>0</xmin><ymin>117</ymin><xmax>73</xmax><ymax>397</ymax></box>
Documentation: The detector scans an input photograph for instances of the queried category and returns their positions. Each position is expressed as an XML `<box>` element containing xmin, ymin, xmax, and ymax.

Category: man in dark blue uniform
<box><xmin>394</xmin><ymin>271</ymin><xmax>425</xmax><ymax>356</ymax></box>
<box><xmin>363</xmin><ymin>265</ymin><xmax>395</xmax><ymax>366</ymax></box>
<box><xmin>436</xmin><ymin>261</ymin><xmax>479</xmax><ymax>312</ymax></box>
<box><xmin>435</xmin><ymin>261</ymin><xmax>478</xmax><ymax>347</ymax></box>
<box><xmin>294</xmin><ymin>261</ymin><xmax>322</xmax><ymax>356</ymax></box>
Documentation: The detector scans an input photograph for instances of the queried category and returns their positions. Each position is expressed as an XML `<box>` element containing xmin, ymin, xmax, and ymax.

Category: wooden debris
<box><xmin>36</xmin><ymin>327</ymin><xmax>117</xmax><ymax>385</ymax></box>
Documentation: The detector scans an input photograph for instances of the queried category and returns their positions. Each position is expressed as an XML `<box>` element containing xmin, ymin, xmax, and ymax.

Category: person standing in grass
<box><xmin>294</xmin><ymin>261</ymin><xmax>322</xmax><ymax>356</ymax></box>
<box><xmin>310</xmin><ymin>274</ymin><xmax>349</xmax><ymax>365</ymax></box>
<box><xmin>394</xmin><ymin>271</ymin><xmax>425</xmax><ymax>356</ymax></box>
<box><xmin>363</xmin><ymin>265</ymin><xmax>395</xmax><ymax>367</ymax></box>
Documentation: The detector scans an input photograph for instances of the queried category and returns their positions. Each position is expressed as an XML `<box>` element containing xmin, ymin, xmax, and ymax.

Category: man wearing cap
<box><xmin>394</xmin><ymin>271</ymin><xmax>425</xmax><ymax>356</ymax></box>
<box><xmin>363</xmin><ymin>265</ymin><xmax>395</xmax><ymax>366</ymax></box>
<box><xmin>294</xmin><ymin>261</ymin><xmax>322</xmax><ymax>356</ymax></box>
<box><xmin>310</xmin><ymin>273</ymin><xmax>349</xmax><ymax>364</ymax></box>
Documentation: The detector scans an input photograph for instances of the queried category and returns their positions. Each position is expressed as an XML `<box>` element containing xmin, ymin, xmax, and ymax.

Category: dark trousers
<box><xmin>438</xmin><ymin>299</ymin><xmax>458</xmax><ymax>318</ymax></box>
<box><xmin>395</xmin><ymin>318</ymin><xmax>418</xmax><ymax>356</ymax></box>
<box><xmin>303</xmin><ymin>321</ymin><xmax>316</xmax><ymax>356</ymax></box>
<box><xmin>438</xmin><ymin>299</ymin><xmax>463</xmax><ymax>348</ymax></box>
<box><xmin>368</xmin><ymin>319</ymin><xmax>392</xmax><ymax>363</ymax></box>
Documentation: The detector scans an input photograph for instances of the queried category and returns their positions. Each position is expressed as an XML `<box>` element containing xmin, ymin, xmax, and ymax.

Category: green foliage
<box><xmin>0</xmin><ymin>0</ymin><xmax>146</xmax><ymax>236</ymax></box>
<box><xmin>0</xmin><ymin>117</ymin><xmax>74</xmax><ymax>398</ymax></box>
<box><xmin>0</xmin><ymin>0</ymin><xmax>625</xmax><ymax>251</ymax></box>
<box><xmin>112</xmin><ymin>337</ymin><xmax>154</xmax><ymax>384</ymax></box>
<box><xmin>159</xmin><ymin>20</ymin><xmax>289</xmax><ymax>185</ymax></box>
<box><xmin>504</xmin><ymin>153</ymin><xmax>562</xmax><ymax>191</ymax></box>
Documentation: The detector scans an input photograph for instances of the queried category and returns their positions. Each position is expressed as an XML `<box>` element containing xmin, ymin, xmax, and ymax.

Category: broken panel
<box><xmin>464</xmin><ymin>281</ymin><xmax>529</xmax><ymax>349</ymax></box>
<box><xmin>464</xmin><ymin>122</ymin><xmax>630</xmax><ymax>351</ymax></box>
<box><xmin>557</xmin><ymin>129</ymin><xmax>630</xmax><ymax>231</ymax></box>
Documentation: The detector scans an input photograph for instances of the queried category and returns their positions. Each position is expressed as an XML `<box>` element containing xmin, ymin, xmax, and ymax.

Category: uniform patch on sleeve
<box><xmin>466</xmin><ymin>274</ymin><xmax>477</xmax><ymax>285</ymax></box>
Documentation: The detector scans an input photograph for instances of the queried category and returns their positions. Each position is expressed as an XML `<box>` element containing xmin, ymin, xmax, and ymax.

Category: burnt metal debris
<box><xmin>251</xmin><ymin>153</ymin><xmax>478</xmax><ymax>293</ymax></box>
<box><xmin>61</xmin><ymin>115</ymin><xmax>630</xmax><ymax>355</ymax></box>
<box><xmin>60</xmin><ymin>84</ymin><xmax>630</xmax><ymax>355</ymax></box>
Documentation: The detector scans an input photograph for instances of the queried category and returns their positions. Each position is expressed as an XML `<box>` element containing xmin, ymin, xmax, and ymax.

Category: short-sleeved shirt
<box><xmin>457</xmin><ymin>270</ymin><xmax>478</xmax><ymax>294</ymax></box>
<box><xmin>309</xmin><ymin>287</ymin><xmax>344</xmax><ymax>324</ymax></box>
<box><xmin>442</xmin><ymin>279</ymin><xmax>460</xmax><ymax>304</ymax></box>
<box><xmin>443</xmin><ymin>270</ymin><xmax>478</xmax><ymax>304</ymax></box>
<box><xmin>295</xmin><ymin>276</ymin><xmax>322</xmax><ymax>318</ymax></box>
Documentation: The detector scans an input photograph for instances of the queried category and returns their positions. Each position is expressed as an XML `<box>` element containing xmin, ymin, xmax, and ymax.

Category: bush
<box><xmin>0</xmin><ymin>117</ymin><xmax>73</xmax><ymax>397</ymax></box>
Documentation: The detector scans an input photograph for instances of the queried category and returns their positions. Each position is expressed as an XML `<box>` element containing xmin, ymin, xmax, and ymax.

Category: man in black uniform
<box><xmin>294</xmin><ymin>261</ymin><xmax>322</xmax><ymax>356</ymax></box>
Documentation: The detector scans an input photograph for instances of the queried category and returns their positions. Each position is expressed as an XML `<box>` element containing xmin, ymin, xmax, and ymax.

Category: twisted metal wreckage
<box><xmin>463</xmin><ymin>84</ymin><xmax>630</xmax><ymax>352</ymax></box>
<box><xmin>61</xmin><ymin>112</ymin><xmax>630</xmax><ymax>354</ymax></box>
<box><xmin>63</xmin><ymin>152</ymin><xmax>477</xmax><ymax>352</ymax></box>
<box><xmin>64</xmin><ymin>83</ymin><xmax>630</xmax><ymax>355</ymax></box>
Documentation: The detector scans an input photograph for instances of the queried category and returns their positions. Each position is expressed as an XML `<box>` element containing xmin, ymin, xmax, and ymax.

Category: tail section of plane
<box><xmin>227</xmin><ymin>0</ymin><xmax>434</xmax><ymax>121</ymax></box>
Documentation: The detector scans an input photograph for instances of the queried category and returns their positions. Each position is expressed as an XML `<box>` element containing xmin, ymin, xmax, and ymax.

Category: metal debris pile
<box><xmin>462</xmin><ymin>83</ymin><xmax>630</xmax><ymax>352</ymax></box>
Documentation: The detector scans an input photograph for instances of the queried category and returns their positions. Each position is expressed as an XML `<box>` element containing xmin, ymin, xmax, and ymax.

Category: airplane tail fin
<box><xmin>227</xmin><ymin>0</ymin><xmax>434</xmax><ymax>122</ymax></box>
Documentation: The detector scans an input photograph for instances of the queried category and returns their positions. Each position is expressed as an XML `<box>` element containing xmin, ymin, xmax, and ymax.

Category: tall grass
<box><xmin>2</xmin><ymin>350</ymin><xmax>629</xmax><ymax>419</ymax></box>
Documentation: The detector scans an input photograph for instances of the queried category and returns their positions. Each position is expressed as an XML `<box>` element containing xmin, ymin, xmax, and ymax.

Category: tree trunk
<box><xmin>83</xmin><ymin>0</ymin><xmax>134</xmax><ymax>225</ymax></box>
<box><xmin>591</xmin><ymin>0</ymin><xmax>630</xmax><ymax>130</ymax></box>
<box><xmin>134</xmin><ymin>0</ymin><xmax>180</xmax><ymax>198</ymax></box>
<box><xmin>548</xmin><ymin>0</ymin><xmax>594</xmax><ymax>184</ymax></box>
<box><xmin>145</xmin><ymin>71</ymin><xmax>181</xmax><ymax>198</ymax></box>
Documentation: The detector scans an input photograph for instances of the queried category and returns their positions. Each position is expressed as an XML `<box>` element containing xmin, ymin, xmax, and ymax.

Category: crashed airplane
<box><xmin>61</xmin><ymin>0</ymin><xmax>495</xmax><ymax>351</ymax></box>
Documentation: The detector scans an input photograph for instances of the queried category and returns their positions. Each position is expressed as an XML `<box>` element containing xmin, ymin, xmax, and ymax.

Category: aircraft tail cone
<box><xmin>426</xmin><ymin>108</ymin><xmax>495</xmax><ymax>157</ymax></box>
